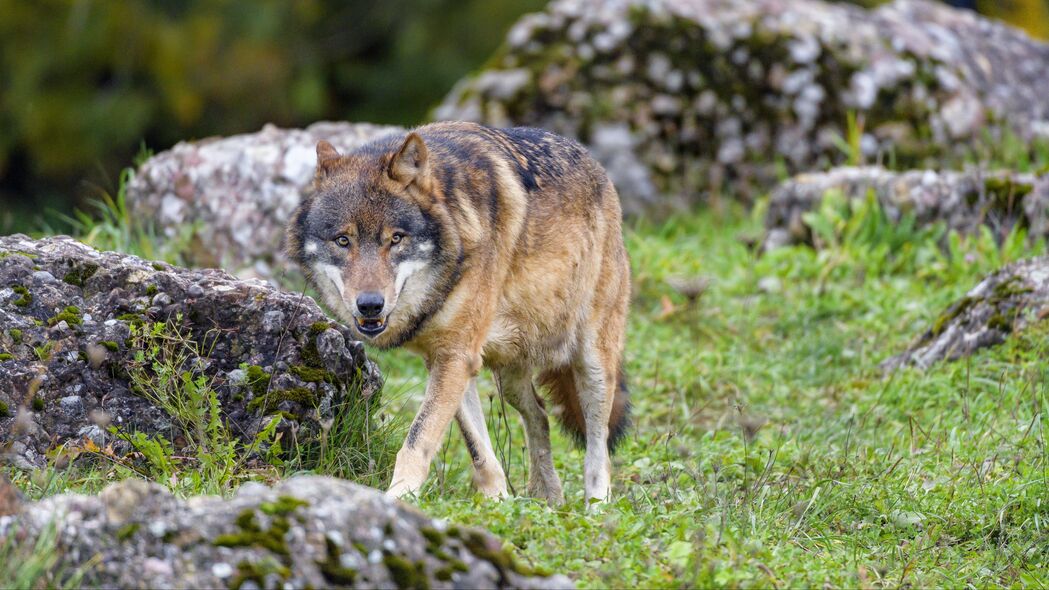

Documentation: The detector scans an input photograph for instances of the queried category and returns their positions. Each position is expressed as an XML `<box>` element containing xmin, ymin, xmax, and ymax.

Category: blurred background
<box><xmin>1</xmin><ymin>0</ymin><xmax>1047</xmax><ymax>233</ymax></box>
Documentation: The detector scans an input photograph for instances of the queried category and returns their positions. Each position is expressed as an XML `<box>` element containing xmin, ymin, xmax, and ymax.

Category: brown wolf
<box><xmin>286</xmin><ymin>121</ymin><xmax>630</xmax><ymax>505</ymax></box>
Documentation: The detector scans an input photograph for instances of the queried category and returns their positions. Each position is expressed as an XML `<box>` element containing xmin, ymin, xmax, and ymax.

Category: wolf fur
<box><xmin>286</xmin><ymin>121</ymin><xmax>631</xmax><ymax>504</ymax></box>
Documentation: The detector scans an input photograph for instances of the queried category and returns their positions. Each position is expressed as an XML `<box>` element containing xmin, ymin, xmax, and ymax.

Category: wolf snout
<box><xmin>356</xmin><ymin>291</ymin><xmax>385</xmax><ymax>318</ymax></box>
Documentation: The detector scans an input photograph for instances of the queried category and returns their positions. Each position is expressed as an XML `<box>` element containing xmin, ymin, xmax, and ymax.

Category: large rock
<box><xmin>0</xmin><ymin>235</ymin><xmax>381</xmax><ymax>469</ymax></box>
<box><xmin>126</xmin><ymin>122</ymin><xmax>404</xmax><ymax>279</ymax></box>
<box><xmin>437</xmin><ymin>0</ymin><xmax>1049</xmax><ymax>214</ymax></box>
<box><xmin>762</xmin><ymin>166</ymin><xmax>1049</xmax><ymax>249</ymax></box>
<box><xmin>884</xmin><ymin>256</ymin><xmax>1049</xmax><ymax>369</ymax></box>
<box><xmin>0</xmin><ymin>475</ymin><xmax>572</xmax><ymax>589</ymax></box>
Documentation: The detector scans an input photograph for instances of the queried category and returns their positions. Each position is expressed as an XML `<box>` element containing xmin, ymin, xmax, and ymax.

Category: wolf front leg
<box><xmin>455</xmin><ymin>379</ymin><xmax>508</xmax><ymax>498</ymax></box>
<box><xmin>387</xmin><ymin>353</ymin><xmax>476</xmax><ymax>499</ymax></box>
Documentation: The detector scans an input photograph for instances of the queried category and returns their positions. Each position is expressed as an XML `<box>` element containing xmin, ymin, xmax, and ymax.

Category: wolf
<box><xmin>285</xmin><ymin>121</ymin><xmax>630</xmax><ymax>505</ymax></box>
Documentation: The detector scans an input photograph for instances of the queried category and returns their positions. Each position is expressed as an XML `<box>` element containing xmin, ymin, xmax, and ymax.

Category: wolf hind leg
<box><xmin>497</xmin><ymin>368</ymin><xmax>564</xmax><ymax>505</ymax></box>
<box><xmin>573</xmin><ymin>350</ymin><xmax>614</xmax><ymax>505</ymax></box>
<box><xmin>455</xmin><ymin>379</ymin><xmax>508</xmax><ymax>498</ymax></box>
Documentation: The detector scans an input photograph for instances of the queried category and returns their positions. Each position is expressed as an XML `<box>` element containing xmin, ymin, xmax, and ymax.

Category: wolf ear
<box><xmin>387</xmin><ymin>133</ymin><xmax>429</xmax><ymax>187</ymax></box>
<box><xmin>315</xmin><ymin>140</ymin><xmax>341</xmax><ymax>180</ymax></box>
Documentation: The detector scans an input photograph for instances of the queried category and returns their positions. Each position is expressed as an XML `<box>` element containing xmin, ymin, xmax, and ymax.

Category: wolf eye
<box><xmin>390</xmin><ymin>232</ymin><xmax>405</xmax><ymax>244</ymax></box>
<box><xmin>334</xmin><ymin>235</ymin><xmax>350</xmax><ymax>247</ymax></box>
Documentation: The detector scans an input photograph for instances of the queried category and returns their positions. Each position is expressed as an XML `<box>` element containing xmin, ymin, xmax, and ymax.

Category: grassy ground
<box><xmin>5</xmin><ymin>193</ymin><xmax>1048</xmax><ymax>587</ymax></box>
<box><xmin>374</xmin><ymin>201</ymin><xmax>1048</xmax><ymax>588</ymax></box>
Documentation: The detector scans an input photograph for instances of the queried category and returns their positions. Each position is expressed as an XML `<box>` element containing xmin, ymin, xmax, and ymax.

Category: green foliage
<box><xmin>115</xmin><ymin>317</ymin><xmax>281</xmax><ymax>496</ymax></box>
<box><xmin>797</xmin><ymin>187</ymin><xmax>1042</xmax><ymax>282</ymax></box>
<box><xmin>0</xmin><ymin>521</ymin><xmax>90</xmax><ymax>589</ymax></box>
<box><xmin>282</xmin><ymin>379</ymin><xmax>404</xmax><ymax>490</ymax></box>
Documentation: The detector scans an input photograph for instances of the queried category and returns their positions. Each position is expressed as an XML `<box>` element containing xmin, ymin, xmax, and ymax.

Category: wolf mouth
<box><xmin>355</xmin><ymin>317</ymin><xmax>387</xmax><ymax>337</ymax></box>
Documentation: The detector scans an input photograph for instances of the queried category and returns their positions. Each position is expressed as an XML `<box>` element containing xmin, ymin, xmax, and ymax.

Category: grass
<box><xmin>3</xmin><ymin>166</ymin><xmax>1048</xmax><ymax>587</ymax></box>
<box><xmin>369</xmin><ymin>203</ymin><xmax>1048</xmax><ymax>587</ymax></box>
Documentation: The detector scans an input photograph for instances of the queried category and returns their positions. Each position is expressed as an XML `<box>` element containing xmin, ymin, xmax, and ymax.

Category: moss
<box><xmin>0</xmin><ymin>401</ymin><xmax>8</xmax><ymax>417</ymax></box>
<box><xmin>0</xmin><ymin>250</ymin><xmax>37</xmax><ymax>260</ymax></box>
<box><xmin>100</xmin><ymin>340</ymin><xmax>119</xmax><ymax>352</ymax></box>
<box><xmin>116</xmin><ymin>312</ymin><xmax>141</xmax><ymax>322</ymax></box>
<box><xmin>152</xmin><ymin>262</ymin><xmax>166</xmax><ymax>271</ymax></box>
<box><xmin>235</xmin><ymin>509</ymin><xmax>259</xmax><ymax>532</ymax></box>
<box><xmin>382</xmin><ymin>553</ymin><xmax>430</xmax><ymax>590</ymax></box>
<box><xmin>462</xmin><ymin>531</ymin><xmax>513</xmax><ymax>572</ymax></box>
<box><xmin>434</xmin><ymin>567</ymin><xmax>454</xmax><ymax>582</ymax></box>
<box><xmin>229</xmin><ymin>559</ymin><xmax>291</xmax><ymax>590</ymax></box>
<box><xmin>145</xmin><ymin>284</ymin><xmax>158</xmax><ymax>296</ymax></box>
<box><xmin>301</xmin><ymin>321</ymin><xmax>331</xmax><ymax>368</ymax></box>
<box><xmin>8</xmin><ymin>329</ymin><xmax>22</xmax><ymax>343</ymax></box>
<box><xmin>116</xmin><ymin>522</ymin><xmax>140</xmax><ymax>541</ymax></box>
<box><xmin>0</xmin><ymin>353</ymin><xmax>12</xmax><ymax>361</ymax></box>
<box><xmin>988</xmin><ymin>313</ymin><xmax>1013</xmax><ymax>332</ymax></box>
<box><xmin>62</xmin><ymin>262</ymin><xmax>99</xmax><ymax>287</ymax></box>
<box><xmin>930</xmin><ymin>296</ymin><xmax>973</xmax><ymax>337</ymax></box>
<box><xmin>32</xmin><ymin>397</ymin><xmax>45</xmax><ymax>411</ymax></box>
<box><xmin>12</xmin><ymin>285</ymin><xmax>32</xmax><ymax>307</ymax></box>
<box><xmin>318</xmin><ymin>561</ymin><xmax>358</xmax><ymax>585</ymax></box>
<box><xmin>420</xmin><ymin>526</ymin><xmax>444</xmax><ymax>547</ymax></box>
<box><xmin>318</xmin><ymin>536</ymin><xmax>359</xmax><ymax>585</ymax></box>
<box><xmin>47</xmin><ymin>305</ymin><xmax>83</xmax><ymax>327</ymax></box>
<box><xmin>247</xmin><ymin>386</ymin><xmax>317</xmax><ymax>414</ymax></box>
<box><xmin>290</xmin><ymin>364</ymin><xmax>331</xmax><ymax>383</ymax></box>
<box><xmin>461</xmin><ymin>530</ymin><xmax>544</xmax><ymax>576</ymax></box>
<box><xmin>245</xmin><ymin>365</ymin><xmax>271</xmax><ymax>397</ymax></box>
<box><xmin>258</xmin><ymin>495</ymin><xmax>309</xmax><ymax>516</ymax></box>
<box><xmin>213</xmin><ymin>509</ymin><xmax>292</xmax><ymax>557</ymax></box>
<box><xmin>992</xmin><ymin>277</ymin><xmax>1033</xmax><ymax>300</ymax></box>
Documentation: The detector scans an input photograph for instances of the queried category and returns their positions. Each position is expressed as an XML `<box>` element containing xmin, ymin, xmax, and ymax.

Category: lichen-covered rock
<box><xmin>0</xmin><ymin>475</ymin><xmax>572</xmax><ymax>589</ymax></box>
<box><xmin>762</xmin><ymin>166</ymin><xmax>1049</xmax><ymax>249</ymax></box>
<box><xmin>884</xmin><ymin>256</ymin><xmax>1049</xmax><ymax>369</ymax></box>
<box><xmin>437</xmin><ymin>0</ymin><xmax>1049</xmax><ymax>213</ymax></box>
<box><xmin>126</xmin><ymin>121</ymin><xmax>404</xmax><ymax>279</ymax></box>
<box><xmin>0</xmin><ymin>235</ymin><xmax>381</xmax><ymax>469</ymax></box>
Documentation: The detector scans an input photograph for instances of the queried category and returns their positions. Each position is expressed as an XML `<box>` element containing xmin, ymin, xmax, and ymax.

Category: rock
<box><xmin>762</xmin><ymin>167</ymin><xmax>1049</xmax><ymax>249</ymax></box>
<box><xmin>126</xmin><ymin>121</ymin><xmax>404</xmax><ymax>279</ymax></box>
<box><xmin>437</xmin><ymin>0</ymin><xmax>1049</xmax><ymax>213</ymax></box>
<box><xmin>0</xmin><ymin>235</ymin><xmax>381</xmax><ymax>469</ymax></box>
<box><xmin>884</xmin><ymin>256</ymin><xmax>1049</xmax><ymax>369</ymax></box>
<box><xmin>0</xmin><ymin>475</ymin><xmax>572</xmax><ymax>589</ymax></box>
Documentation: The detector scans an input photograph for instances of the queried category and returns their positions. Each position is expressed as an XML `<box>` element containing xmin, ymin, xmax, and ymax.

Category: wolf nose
<box><xmin>356</xmin><ymin>292</ymin><xmax>385</xmax><ymax>318</ymax></box>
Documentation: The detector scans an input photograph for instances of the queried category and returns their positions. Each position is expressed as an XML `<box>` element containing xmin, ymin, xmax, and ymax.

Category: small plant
<box><xmin>113</xmin><ymin>316</ymin><xmax>280</xmax><ymax>496</ymax></box>
<box><xmin>0</xmin><ymin>520</ymin><xmax>90</xmax><ymax>589</ymax></box>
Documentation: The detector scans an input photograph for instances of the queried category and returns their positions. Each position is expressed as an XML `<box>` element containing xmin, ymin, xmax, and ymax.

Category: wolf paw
<box><xmin>527</xmin><ymin>476</ymin><xmax>564</xmax><ymax>506</ymax></box>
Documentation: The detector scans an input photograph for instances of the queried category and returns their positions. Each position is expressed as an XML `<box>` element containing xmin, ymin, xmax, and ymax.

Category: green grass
<box><xmin>368</xmin><ymin>204</ymin><xmax>1048</xmax><ymax>587</ymax></box>
<box><xmin>4</xmin><ymin>177</ymin><xmax>1048</xmax><ymax>587</ymax></box>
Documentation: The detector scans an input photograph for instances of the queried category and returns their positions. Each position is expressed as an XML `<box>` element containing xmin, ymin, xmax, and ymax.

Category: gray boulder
<box><xmin>762</xmin><ymin>166</ymin><xmax>1049</xmax><ymax>249</ymax></box>
<box><xmin>126</xmin><ymin>122</ymin><xmax>404</xmax><ymax>279</ymax></box>
<box><xmin>0</xmin><ymin>235</ymin><xmax>380</xmax><ymax>469</ymax></box>
<box><xmin>0</xmin><ymin>475</ymin><xmax>572</xmax><ymax>589</ymax></box>
<box><xmin>884</xmin><ymin>256</ymin><xmax>1049</xmax><ymax>369</ymax></box>
<box><xmin>437</xmin><ymin>0</ymin><xmax>1049</xmax><ymax>213</ymax></box>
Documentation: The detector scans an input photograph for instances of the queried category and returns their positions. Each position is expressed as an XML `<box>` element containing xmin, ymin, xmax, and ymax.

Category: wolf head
<box><xmin>286</xmin><ymin>133</ymin><xmax>461</xmax><ymax>349</ymax></box>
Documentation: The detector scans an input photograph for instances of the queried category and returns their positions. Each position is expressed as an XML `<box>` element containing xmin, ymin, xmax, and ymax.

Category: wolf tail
<box><xmin>538</xmin><ymin>362</ymin><xmax>631</xmax><ymax>453</ymax></box>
